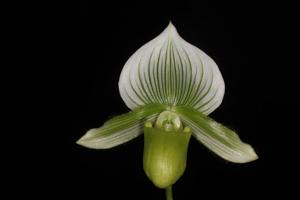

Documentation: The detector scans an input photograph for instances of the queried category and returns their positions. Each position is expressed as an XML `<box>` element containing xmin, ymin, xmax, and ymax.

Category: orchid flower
<box><xmin>77</xmin><ymin>22</ymin><xmax>258</xmax><ymax>200</ymax></box>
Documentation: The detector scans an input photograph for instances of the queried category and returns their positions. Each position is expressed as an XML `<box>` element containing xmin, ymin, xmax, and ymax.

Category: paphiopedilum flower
<box><xmin>77</xmin><ymin>22</ymin><xmax>258</xmax><ymax>199</ymax></box>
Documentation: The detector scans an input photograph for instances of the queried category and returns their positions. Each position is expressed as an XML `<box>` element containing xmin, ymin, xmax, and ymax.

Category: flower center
<box><xmin>156</xmin><ymin>111</ymin><xmax>182</xmax><ymax>132</ymax></box>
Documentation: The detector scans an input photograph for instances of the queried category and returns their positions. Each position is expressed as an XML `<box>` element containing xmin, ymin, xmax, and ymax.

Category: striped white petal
<box><xmin>119</xmin><ymin>22</ymin><xmax>225</xmax><ymax>115</ymax></box>
<box><xmin>77</xmin><ymin>104</ymin><xmax>167</xmax><ymax>149</ymax></box>
<box><xmin>175</xmin><ymin>106</ymin><xmax>258</xmax><ymax>163</ymax></box>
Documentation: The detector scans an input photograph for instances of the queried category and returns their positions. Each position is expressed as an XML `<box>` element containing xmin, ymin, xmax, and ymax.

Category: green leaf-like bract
<box><xmin>77</xmin><ymin>104</ymin><xmax>167</xmax><ymax>149</ymax></box>
<box><xmin>175</xmin><ymin>106</ymin><xmax>258</xmax><ymax>163</ymax></box>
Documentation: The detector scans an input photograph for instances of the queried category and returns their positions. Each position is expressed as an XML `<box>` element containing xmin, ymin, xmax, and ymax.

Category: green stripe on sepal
<box><xmin>174</xmin><ymin>106</ymin><xmax>258</xmax><ymax>163</ymax></box>
<box><xmin>77</xmin><ymin>104</ymin><xmax>167</xmax><ymax>149</ymax></box>
<box><xmin>143</xmin><ymin>125</ymin><xmax>192</xmax><ymax>188</ymax></box>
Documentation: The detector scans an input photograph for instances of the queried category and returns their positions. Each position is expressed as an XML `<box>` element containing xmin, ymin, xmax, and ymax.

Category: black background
<box><xmin>11</xmin><ymin>1</ymin><xmax>298</xmax><ymax>199</ymax></box>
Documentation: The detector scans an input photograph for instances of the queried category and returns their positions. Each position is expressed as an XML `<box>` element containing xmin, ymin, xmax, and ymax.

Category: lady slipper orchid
<box><xmin>77</xmin><ymin>22</ymin><xmax>258</xmax><ymax>200</ymax></box>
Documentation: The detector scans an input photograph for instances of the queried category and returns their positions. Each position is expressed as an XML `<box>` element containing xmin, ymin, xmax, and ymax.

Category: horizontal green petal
<box><xmin>174</xmin><ymin>106</ymin><xmax>258</xmax><ymax>163</ymax></box>
<box><xmin>77</xmin><ymin>104</ymin><xmax>167</xmax><ymax>149</ymax></box>
<box><xmin>119</xmin><ymin>22</ymin><xmax>224</xmax><ymax>114</ymax></box>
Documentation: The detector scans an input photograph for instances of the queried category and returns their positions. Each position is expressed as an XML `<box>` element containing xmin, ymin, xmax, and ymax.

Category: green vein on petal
<box><xmin>77</xmin><ymin>104</ymin><xmax>167</xmax><ymax>149</ymax></box>
<box><xmin>174</xmin><ymin>106</ymin><xmax>258</xmax><ymax>163</ymax></box>
<box><xmin>119</xmin><ymin>22</ymin><xmax>225</xmax><ymax>114</ymax></box>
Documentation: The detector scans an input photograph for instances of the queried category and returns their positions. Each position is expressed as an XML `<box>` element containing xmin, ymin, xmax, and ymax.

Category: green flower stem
<box><xmin>166</xmin><ymin>186</ymin><xmax>173</xmax><ymax>200</ymax></box>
